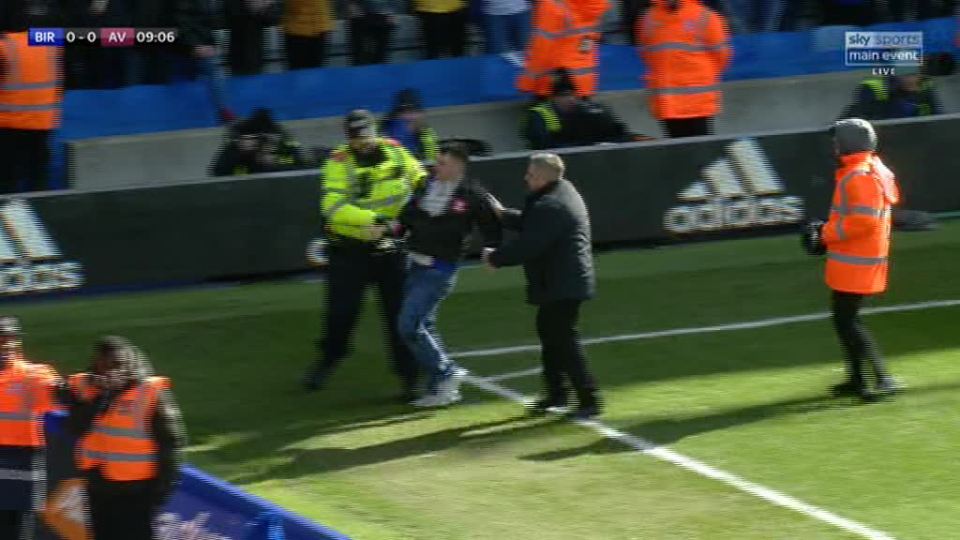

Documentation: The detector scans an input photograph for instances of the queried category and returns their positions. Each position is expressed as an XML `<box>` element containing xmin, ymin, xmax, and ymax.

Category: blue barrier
<box><xmin>50</xmin><ymin>17</ymin><xmax>957</xmax><ymax>187</ymax></box>
<box><xmin>41</xmin><ymin>411</ymin><xmax>351</xmax><ymax>540</ymax></box>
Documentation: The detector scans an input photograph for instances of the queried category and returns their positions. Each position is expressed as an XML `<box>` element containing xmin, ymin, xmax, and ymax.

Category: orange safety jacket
<box><xmin>71</xmin><ymin>375</ymin><xmax>170</xmax><ymax>481</ymax></box>
<box><xmin>822</xmin><ymin>152</ymin><xmax>900</xmax><ymax>295</ymax></box>
<box><xmin>0</xmin><ymin>31</ymin><xmax>63</xmax><ymax>130</ymax></box>
<box><xmin>0</xmin><ymin>357</ymin><xmax>59</xmax><ymax>448</ymax></box>
<box><xmin>517</xmin><ymin>0</ymin><xmax>609</xmax><ymax>98</ymax></box>
<box><xmin>635</xmin><ymin>0</ymin><xmax>731</xmax><ymax>120</ymax></box>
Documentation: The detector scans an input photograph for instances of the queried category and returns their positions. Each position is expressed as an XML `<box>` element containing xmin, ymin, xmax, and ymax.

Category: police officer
<box><xmin>841</xmin><ymin>64</ymin><xmax>943</xmax><ymax>121</ymax></box>
<box><xmin>65</xmin><ymin>336</ymin><xmax>186</xmax><ymax>540</ymax></box>
<box><xmin>304</xmin><ymin>109</ymin><xmax>427</xmax><ymax>402</ymax></box>
<box><xmin>0</xmin><ymin>316</ymin><xmax>62</xmax><ymax>540</ymax></box>
<box><xmin>805</xmin><ymin>119</ymin><xmax>903</xmax><ymax>401</ymax></box>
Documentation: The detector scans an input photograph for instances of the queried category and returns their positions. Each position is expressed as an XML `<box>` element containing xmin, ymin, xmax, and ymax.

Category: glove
<box><xmin>801</xmin><ymin>220</ymin><xmax>826</xmax><ymax>256</ymax></box>
<box><xmin>375</xmin><ymin>216</ymin><xmax>405</xmax><ymax>238</ymax></box>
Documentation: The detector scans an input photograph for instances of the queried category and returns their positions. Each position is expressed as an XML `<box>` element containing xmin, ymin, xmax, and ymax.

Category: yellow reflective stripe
<box><xmin>532</xmin><ymin>105</ymin><xmax>561</xmax><ymax>132</ymax></box>
<box><xmin>0</xmin><ymin>411</ymin><xmax>31</xmax><ymax>420</ymax></box>
<box><xmin>862</xmin><ymin>78</ymin><xmax>888</xmax><ymax>102</ymax></box>
<box><xmin>827</xmin><ymin>253</ymin><xmax>888</xmax><ymax>266</ymax></box>
<box><xmin>650</xmin><ymin>84</ymin><xmax>722</xmax><ymax>95</ymax></box>
<box><xmin>356</xmin><ymin>194</ymin><xmax>407</xmax><ymax>209</ymax></box>
<box><xmin>92</xmin><ymin>425</ymin><xmax>151</xmax><ymax>439</ymax></box>
<box><xmin>835</xmin><ymin>169</ymin><xmax>870</xmax><ymax>241</ymax></box>
<box><xmin>644</xmin><ymin>42</ymin><xmax>730</xmax><ymax>53</ymax></box>
<box><xmin>0</xmin><ymin>103</ymin><xmax>58</xmax><ymax>111</ymax></box>
<box><xmin>831</xmin><ymin>205</ymin><xmax>887</xmax><ymax>218</ymax></box>
<box><xmin>82</xmin><ymin>450</ymin><xmax>154</xmax><ymax>463</ymax></box>
<box><xmin>0</xmin><ymin>469</ymin><xmax>45</xmax><ymax>481</ymax></box>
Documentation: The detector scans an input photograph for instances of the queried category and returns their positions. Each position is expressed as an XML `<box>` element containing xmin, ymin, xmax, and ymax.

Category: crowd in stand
<box><xmin>49</xmin><ymin>0</ymin><xmax>957</xmax><ymax>91</ymax></box>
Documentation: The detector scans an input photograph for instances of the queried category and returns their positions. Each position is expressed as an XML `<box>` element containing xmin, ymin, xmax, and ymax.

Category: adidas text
<box><xmin>664</xmin><ymin>138</ymin><xmax>805</xmax><ymax>234</ymax></box>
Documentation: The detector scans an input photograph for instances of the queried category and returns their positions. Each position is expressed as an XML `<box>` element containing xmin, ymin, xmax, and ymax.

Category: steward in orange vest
<box><xmin>0</xmin><ymin>315</ymin><xmax>63</xmax><ymax>540</ymax></box>
<box><xmin>0</xmin><ymin>9</ymin><xmax>63</xmax><ymax>193</ymax></box>
<box><xmin>635</xmin><ymin>0</ymin><xmax>731</xmax><ymax>138</ymax></box>
<box><xmin>65</xmin><ymin>336</ymin><xmax>187</xmax><ymax>540</ymax></box>
<box><xmin>517</xmin><ymin>0</ymin><xmax>609</xmax><ymax>99</ymax></box>
<box><xmin>810</xmin><ymin>119</ymin><xmax>903</xmax><ymax>402</ymax></box>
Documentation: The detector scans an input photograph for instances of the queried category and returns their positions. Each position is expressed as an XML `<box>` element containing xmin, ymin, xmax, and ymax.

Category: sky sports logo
<box><xmin>845</xmin><ymin>32</ymin><xmax>923</xmax><ymax>73</ymax></box>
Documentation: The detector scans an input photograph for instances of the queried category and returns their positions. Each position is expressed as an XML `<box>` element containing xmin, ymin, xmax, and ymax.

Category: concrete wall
<box><xmin>69</xmin><ymin>69</ymin><xmax>960</xmax><ymax>190</ymax></box>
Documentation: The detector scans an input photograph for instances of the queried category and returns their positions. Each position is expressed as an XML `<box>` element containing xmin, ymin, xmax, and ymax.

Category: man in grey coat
<box><xmin>483</xmin><ymin>153</ymin><xmax>602</xmax><ymax>420</ymax></box>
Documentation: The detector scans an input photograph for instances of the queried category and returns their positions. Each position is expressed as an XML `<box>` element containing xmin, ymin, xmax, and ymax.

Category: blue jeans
<box><xmin>484</xmin><ymin>10</ymin><xmax>532</xmax><ymax>54</ymax></box>
<box><xmin>398</xmin><ymin>264</ymin><xmax>459</xmax><ymax>392</ymax></box>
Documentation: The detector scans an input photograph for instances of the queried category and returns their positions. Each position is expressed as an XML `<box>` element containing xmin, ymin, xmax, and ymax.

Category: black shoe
<box><xmin>303</xmin><ymin>364</ymin><xmax>331</xmax><ymax>392</ymax></box>
<box><xmin>829</xmin><ymin>381</ymin><xmax>865</xmax><ymax>398</ymax></box>
<box><xmin>527</xmin><ymin>396</ymin><xmax>569</xmax><ymax>415</ymax></box>
<box><xmin>398</xmin><ymin>388</ymin><xmax>420</xmax><ymax>405</ymax></box>
<box><xmin>566</xmin><ymin>402</ymin><xmax>602</xmax><ymax>421</ymax></box>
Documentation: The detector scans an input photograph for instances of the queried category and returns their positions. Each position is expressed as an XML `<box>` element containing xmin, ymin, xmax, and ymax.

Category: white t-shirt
<box><xmin>483</xmin><ymin>0</ymin><xmax>529</xmax><ymax>17</ymax></box>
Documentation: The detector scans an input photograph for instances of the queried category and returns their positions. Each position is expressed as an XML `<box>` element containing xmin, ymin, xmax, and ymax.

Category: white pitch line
<box><xmin>451</xmin><ymin>299</ymin><xmax>960</xmax><ymax>359</ymax></box>
<box><xmin>482</xmin><ymin>367</ymin><xmax>542</xmax><ymax>382</ymax></box>
<box><xmin>463</xmin><ymin>374</ymin><xmax>897</xmax><ymax>540</ymax></box>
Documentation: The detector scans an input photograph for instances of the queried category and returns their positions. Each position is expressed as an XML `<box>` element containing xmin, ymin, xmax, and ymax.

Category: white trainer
<box><xmin>435</xmin><ymin>367</ymin><xmax>468</xmax><ymax>397</ymax></box>
<box><xmin>412</xmin><ymin>391</ymin><xmax>462</xmax><ymax>408</ymax></box>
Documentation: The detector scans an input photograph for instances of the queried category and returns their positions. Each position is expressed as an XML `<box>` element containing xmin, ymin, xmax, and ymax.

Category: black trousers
<box><xmin>228</xmin><ymin>16</ymin><xmax>266</xmax><ymax>75</ymax></box>
<box><xmin>661</xmin><ymin>117</ymin><xmax>714</xmax><ymax>139</ymax></box>
<box><xmin>88</xmin><ymin>482</ymin><xmax>156</xmax><ymax>540</ymax></box>
<box><xmin>319</xmin><ymin>247</ymin><xmax>419</xmax><ymax>387</ymax></box>
<box><xmin>831</xmin><ymin>290</ymin><xmax>891</xmax><ymax>390</ymax></box>
<box><xmin>349</xmin><ymin>14</ymin><xmax>393</xmax><ymax>66</ymax></box>
<box><xmin>0</xmin><ymin>510</ymin><xmax>34</xmax><ymax>540</ymax></box>
<box><xmin>417</xmin><ymin>9</ymin><xmax>468</xmax><ymax>59</ymax></box>
<box><xmin>0</xmin><ymin>129</ymin><xmax>51</xmax><ymax>193</ymax></box>
<box><xmin>536</xmin><ymin>300</ymin><xmax>598</xmax><ymax>405</ymax></box>
<box><xmin>285</xmin><ymin>33</ymin><xmax>329</xmax><ymax>70</ymax></box>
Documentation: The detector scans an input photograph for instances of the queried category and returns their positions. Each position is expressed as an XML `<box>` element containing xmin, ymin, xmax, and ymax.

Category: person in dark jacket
<box><xmin>382</xmin><ymin>88</ymin><xmax>441</xmax><ymax>164</ymax></box>
<box><xmin>841</xmin><ymin>65</ymin><xmax>943</xmax><ymax>121</ymax></box>
<box><xmin>394</xmin><ymin>142</ymin><xmax>502</xmax><ymax>407</ymax></box>
<box><xmin>64</xmin><ymin>336</ymin><xmax>187</xmax><ymax>540</ymax></box>
<box><xmin>177</xmin><ymin>0</ymin><xmax>236</xmax><ymax>123</ymax></box>
<box><xmin>524</xmin><ymin>69</ymin><xmax>640</xmax><ymax>150</ymax></box>
<box><xmin>483</xmin><ymin>153</ymin><xmax>602</xmax><ymax>420</ymax></box>
<box><xmin>210</xmin><ymin>108</ymin><xmax>310</xmax><ymax>176</ymax></box>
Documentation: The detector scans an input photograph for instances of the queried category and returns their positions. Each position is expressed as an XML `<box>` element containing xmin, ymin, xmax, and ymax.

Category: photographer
<box><xmin>210</xmin><ymin>108</ymin><xmax>310</xmax><ymax>176</ymax></box>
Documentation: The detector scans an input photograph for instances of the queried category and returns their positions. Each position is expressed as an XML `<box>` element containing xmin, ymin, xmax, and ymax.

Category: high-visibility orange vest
<box><xmin>517</xmin><ymin>0</ymin><xmax>609</xmax><ymax>98</ymax></box>
<box><xmin>0</xmin><ymin>31</ymin><xmax>63</xmax><ymax>130</ymax></box>
<box><xmin>635</xmin><ymin>0</ymin><xmax>731</xmax><ymax>120</ymax></box>
<box><xmin>822</xmin><ymin>152</ymin><xmax>899</xmax><ymax>295</ymax></box>
<box><xmin>0</xmin><ymin>357</ymin><xmax>59</xmax><ymax>448</ymax></box>
<box><xmin>75</xmin><ymin>376</ymin><xmax>170</xmax><ymax>481</ymax></box>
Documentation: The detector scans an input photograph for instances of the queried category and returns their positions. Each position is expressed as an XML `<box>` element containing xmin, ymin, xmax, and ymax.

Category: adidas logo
<box><xmin>664</xmin><ymin>138</ymin><xmax>805</xmax><ymax>234</ymax></box>
<box><xmin>0</xmin><ymin>199</ymin><xmax>84</xmax><ymax>295</ymax></box>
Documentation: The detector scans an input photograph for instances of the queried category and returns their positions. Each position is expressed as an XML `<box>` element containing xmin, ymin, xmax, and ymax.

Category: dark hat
<box><xmin>551</xmin><ymin>69</ymin><xmax>577</xmax><ymax>96</ymax></box>
<box><xmin>0</xmin><ymin>316</ymin><xmax>20</xmax><ymax>337</ymax></box>
<box><xmin>393</xmin><ymin>88</ymin><xmax>423</xmax><ymax>113</ymax></box>
<box><xmin>345</xmin><ymin>109</ymin><xmax>377</xmax><ymax>139</ymax></box>
<box><xmin>831</xmin><ymin>118</ymin><xmax>877</xmax><ymax>156</ymax></box>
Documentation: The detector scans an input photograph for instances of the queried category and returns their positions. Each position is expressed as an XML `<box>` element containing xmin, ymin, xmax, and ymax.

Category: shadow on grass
<box><xmin>520</xmin><ymin>381</ymin><xmax>960</xmax><ymax>463</ymax></box>
<box><xmin>225</xmin><ymin>413</ymin><xmax>552</xmax><ymax>485</ymax></box>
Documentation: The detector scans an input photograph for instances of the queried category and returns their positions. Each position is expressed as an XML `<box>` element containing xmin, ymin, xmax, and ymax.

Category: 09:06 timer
<box><xmin>136</xmin><ymin>29</ymin><xmax>178</xmax><ymax>44</ymax></box>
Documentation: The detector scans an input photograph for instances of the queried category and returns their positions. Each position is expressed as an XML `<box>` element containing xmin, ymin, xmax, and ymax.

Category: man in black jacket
<box><xmin>395</xmin><ymin>142</ymin><xmax>501</xmax><ymax>407</ymax></box>
<box><xmin>64</xmin><ymin>336</ymin><xmax>187</xmax><ymax>540</ymax></box>
<box><xmin>483</xmin><ymin>153</ymin><xmax>602</xmax><ymax>420</ymax></box>
<box><xmin>210</xmin><ymin>108</ymin><xmax>310</xmax><ymax>176</ymax></box>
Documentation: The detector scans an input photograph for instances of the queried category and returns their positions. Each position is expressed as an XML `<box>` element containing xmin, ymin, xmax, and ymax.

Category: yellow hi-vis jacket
<box><xmin>321</xmin><ymin>138</ymin><xmax>427</xmax><ymax>241</ymax></box>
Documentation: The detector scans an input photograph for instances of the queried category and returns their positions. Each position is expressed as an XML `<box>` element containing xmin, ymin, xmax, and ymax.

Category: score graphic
<box><xmin>28</xmin><ymin>28</ymin><xmax>177</xmax><ymax>47</ymax></box>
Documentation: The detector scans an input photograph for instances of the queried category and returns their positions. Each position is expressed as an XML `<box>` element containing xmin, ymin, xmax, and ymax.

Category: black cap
<box><xmin>345</xmin><ymin>109</ymin><xmax>377</xmax><ymax>139</ymax></box>
<box><xmin>0</xmin><ymin>316</ymin><xmax>21</xmax><ymax>337</ymax></box>
<box><xmin>551</xmin><ymin>69</ymin><xmax>577</xmax><ymax>96</ymax></box>
<box><xmin>393</xmin><ymin>88</ymin><xmax>423</xmax><ymax>113</ymax></box>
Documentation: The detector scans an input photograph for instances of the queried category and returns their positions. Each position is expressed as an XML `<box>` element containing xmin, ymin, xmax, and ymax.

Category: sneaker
<box><xmin>876</xmin><ymin>377</ymin><xmax>905</xmax><ymax>395</ymax></box>
<box><xmin>526</xmin><ymin>396</ymin><xmax>569</xmax><ymax>415</ymax></box>
<box><xmin>412</xmin><ymin>391</ymin><xmax>462</xmax><ymax>408</ymax></box>
<box><xmin>566</xmin><ymin>403</ymin><xmax>602</xmax><ymax>421</ymax></box>
<box><xmin>435</xmin><ymin>367</ymin><xmax>467</xmax><ymax>397</ymax></box>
